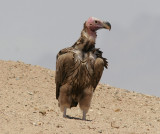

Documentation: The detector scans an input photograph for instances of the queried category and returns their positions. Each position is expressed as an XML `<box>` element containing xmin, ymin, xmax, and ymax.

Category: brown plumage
<box><xmin>55</xmin><ymin>17</ymin><xmax>111</xmax><ymax>120</ymax></box>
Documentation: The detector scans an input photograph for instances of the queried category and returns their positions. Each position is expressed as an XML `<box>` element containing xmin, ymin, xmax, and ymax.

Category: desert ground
<box><xmin>0</xmin><ymin>60</ymin><xmax>160</xmax><ymax>134</ymax></box>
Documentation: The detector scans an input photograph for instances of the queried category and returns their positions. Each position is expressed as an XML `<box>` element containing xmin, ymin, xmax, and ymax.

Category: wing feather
<box><xmin>92</xmin><ymin>61</ymin><xmax>104</xmax><ymax>90</ymax></box>
<box><xmin>55</xmin><ymin>49</ymin><xmax>75</xmax><ymax>99</ymax></box>
<box><xmin>92</xmin><ymin>48</ymin><xmax>108</xmax><ymax>91</ymax></box>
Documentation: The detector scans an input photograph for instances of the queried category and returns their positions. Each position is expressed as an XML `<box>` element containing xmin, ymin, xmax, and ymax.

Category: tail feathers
<box><xmin>70</xmin><ymin>99</ymin><xmax>78</xmax><ymax>108</ymax></box>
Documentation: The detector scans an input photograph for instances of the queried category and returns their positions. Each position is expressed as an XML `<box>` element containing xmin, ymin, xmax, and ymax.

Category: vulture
<box><xmin>55</xmin><ymin>17</ymin><xmax>111</xmax><ymax>120</ymax></box>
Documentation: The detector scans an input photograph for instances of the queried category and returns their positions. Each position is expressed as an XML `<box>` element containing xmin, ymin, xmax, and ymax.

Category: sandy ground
<box><xmin>0</xmin><ymin>60</ymin><xmax>160</xmax><ymax>134</ymax></box>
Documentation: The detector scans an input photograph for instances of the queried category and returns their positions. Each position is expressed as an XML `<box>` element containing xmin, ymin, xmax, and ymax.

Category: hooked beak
<box><xmin>103</xmin><ymin>21</ymin><xmax>111</xmax><ymax>31</ymax></box>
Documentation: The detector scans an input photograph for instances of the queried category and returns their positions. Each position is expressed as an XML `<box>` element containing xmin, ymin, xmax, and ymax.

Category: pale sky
<box><xmin>0</xmin><ymin>0</ymin><xmax>160</xmax><ymax>96</ymax></box>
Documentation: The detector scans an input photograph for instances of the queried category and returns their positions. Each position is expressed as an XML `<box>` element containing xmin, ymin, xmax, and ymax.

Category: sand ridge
<box><xmin>0</xmin><ymin>60</ymin><xmax>160</xmax><ymax>134</ymax></box>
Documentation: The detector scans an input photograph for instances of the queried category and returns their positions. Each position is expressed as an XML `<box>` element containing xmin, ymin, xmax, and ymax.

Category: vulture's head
<box><xmin>86</xmin><ymin>17</ymin><xmax>111</xmax><ymax>32</ymax></box>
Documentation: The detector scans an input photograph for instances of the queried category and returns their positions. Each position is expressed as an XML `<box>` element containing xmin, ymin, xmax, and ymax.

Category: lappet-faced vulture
<box><xmin>55</xmin><ymin>17</ymin><xmax>111</xmax><ymax>120</ymax></box>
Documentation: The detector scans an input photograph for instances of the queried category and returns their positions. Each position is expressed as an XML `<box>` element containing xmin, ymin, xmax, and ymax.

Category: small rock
<box><xmin>16</xmin><ymin>77</ymin><xmax>20</xmax><ymax>80</ymax></box>
<box><xmin>98</xmin><ymin>130</ymin><xmax>102</xmax><ymax>133</ymax></box>
<box><xmin>39</xmin><ymin>110</ymin><xmax>46</xmax><ymax>116</ymax></box>
<box><xmin>27</xmin><ymin>91</ymin><xmax>33</xmax><ymax>95</ymax></box>
<box><xmin>114</xmin><ymin>109</ymin><xmax>121</xmax><ymax>112</ymax></box>
<box><xmin>87</xmin><ymin>126</ymin><xmax>96</xmax><ymax>130</ymax></box>
<box><xmin>32</xmin><ymin>122</ymin><xmax>37</xmax><ymax>126</ymax></box>
<box><xmin>123</xmin><ymin>125</ymin><xmax>128</xmax><ymax>128</ymax></box>
<box><xmin>111</xmin><ymin>121</ymin><xmax>119</xmax><ymax>129</ymax></box>
<box><xmin>20</xmin><ymin>128</ymin><xmax>24</xmax><ymax>131</ymax></box>
<box><xmin>32</xmin><ymin>122</ymin><xmax>43</xmax><ymax>126</ymax></box>
<box><xmin>56</xmin><ymin>124</ymin><xmax>63</xmax><ymax>128</ymax></box>
<box><xmin>50</xmin><ymin>75</ymin><xmax>54</xmax><ymax>77</ymax></box>
<box><xmin>157</xmin><ymin>119</ymin><xmax>160</xmax><ymax>122</ymax></box>
<box><xmin>38</xmin><ymin>122</ymin><xmax>43</xmax><ymax>125</ymax></box>
<box><xmin>98</xmin><ymin>112</ymin><xmax>102</xmax><ymax>115</ymax></box>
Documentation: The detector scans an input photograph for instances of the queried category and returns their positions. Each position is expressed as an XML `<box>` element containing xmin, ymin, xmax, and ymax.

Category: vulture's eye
<box><xmin>95</xmin><ymin>20</ymin><xmax>98</xmax><ymax>23</ymax></box>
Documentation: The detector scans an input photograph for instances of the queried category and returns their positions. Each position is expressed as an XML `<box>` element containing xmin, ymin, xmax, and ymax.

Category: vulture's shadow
<box><xmin>65</xmin><ymin>115</ymin><xmax>92</xmax><ymax>121</ymax></box>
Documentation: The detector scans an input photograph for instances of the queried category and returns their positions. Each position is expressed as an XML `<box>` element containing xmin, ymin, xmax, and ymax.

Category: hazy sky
<box><xmin>0</xmin><ymin>0</ymin><xmax>160</xmax><ymax>96</ymax></box>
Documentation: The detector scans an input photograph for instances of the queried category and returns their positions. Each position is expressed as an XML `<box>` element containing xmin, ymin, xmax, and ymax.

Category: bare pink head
<box><xmin>86</xmin><ymin>17</ymin><xmax>111</xmax><ymax>32</ymax></box>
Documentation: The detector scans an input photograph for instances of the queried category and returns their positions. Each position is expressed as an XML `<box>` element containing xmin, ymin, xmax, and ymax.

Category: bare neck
<box><xmin>72</xmin><ymin>24</ymin><xmax>97</xmax><ymax>52</ymax></box>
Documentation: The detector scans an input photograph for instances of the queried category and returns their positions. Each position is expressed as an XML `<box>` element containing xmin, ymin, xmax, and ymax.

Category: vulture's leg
<box><xmin>79</xmin><ymin>87</ymin><xmax>93</xmax><ymax>120</ymax></box>
<box><xmin>63</xmin><ymin>107</ymin><xmax>67</xmax><ymax>118</ymax></box>
<box><xmin>82</xmin><ymin>111</ymin><xmax>87</xmax><ymax>120</ymax></box>
<box><xmin>59</xmin><ymin>84</ymin><xmax>72</xmax><ymax>118</ymax></box>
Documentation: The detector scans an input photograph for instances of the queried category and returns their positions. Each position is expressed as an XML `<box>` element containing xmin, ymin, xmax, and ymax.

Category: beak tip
<box><xmin>104</xmin><ymin>21</ymin><xmax>111</xmax><ymax>30</ymax></box>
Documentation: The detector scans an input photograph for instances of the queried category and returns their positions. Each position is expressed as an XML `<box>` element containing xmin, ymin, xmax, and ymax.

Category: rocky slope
<box><xmin>0</xmin><ymin>60</ymin><xmax>160</xmax><ymax>134</ymax></box>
